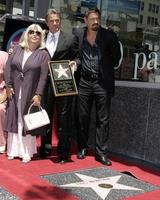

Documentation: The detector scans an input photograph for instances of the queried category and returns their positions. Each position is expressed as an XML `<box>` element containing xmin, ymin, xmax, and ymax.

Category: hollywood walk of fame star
<box><xmin>54</xmin><ymin>64</ymin><xmax>69</xmax><ymax>79</ymax></box>
<box><xmin>60</xmin><ymin>173</ymin><xmax>143</xmax><ymax>200</ymax></box>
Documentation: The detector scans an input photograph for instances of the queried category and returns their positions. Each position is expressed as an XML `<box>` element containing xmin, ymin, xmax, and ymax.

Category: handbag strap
<box><xmin>28</xmin><ymin>103</ymin><xmax>42</xmax><ymax>115</ymax></box>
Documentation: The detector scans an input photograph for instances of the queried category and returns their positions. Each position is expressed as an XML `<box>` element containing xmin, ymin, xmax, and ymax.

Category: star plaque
<box><xmin>48</xmin><ymin>60</ymin><xmax>78</xmax><ymax>96</ymax></box>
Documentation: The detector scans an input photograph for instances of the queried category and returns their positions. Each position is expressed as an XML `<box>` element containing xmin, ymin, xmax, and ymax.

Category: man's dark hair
<box><xmin>45</xmin><ymin>8</ymin><xmax>61</xmax><ymax>22</ymax></box>
<box><xmin>84</xmin><ymin>7</ymin><xmax>101</xmax><ymax>18</ymax></box>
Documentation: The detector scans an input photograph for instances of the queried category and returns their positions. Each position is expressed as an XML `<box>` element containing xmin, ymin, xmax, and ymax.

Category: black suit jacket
<box><xmin>44</xmin><ymin>30</ymin><xmax>79</xmax><ymax>94</ymax></box>
<box><xmin>46</xmin><ymin>30</ymin><xmax>79</xmax><ymax>61</ymax></box>
<box><xmin>73</xmin><ymin>26</ymin><xmax>121</xmax><ymax>96</ymax></box>
<box><xmin>43</xmin><ymin>30</ymin><xmax>79</xmax><ymax>132</ymax></box>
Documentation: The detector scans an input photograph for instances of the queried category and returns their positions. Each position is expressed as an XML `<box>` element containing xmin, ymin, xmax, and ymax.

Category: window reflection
<box><xmin>100</xmin><ymin>0</ymin><xmax>160</xmax><ymax>82</ymax></box>
<box><xmin>50</xmin><ymin>0</ymin><xmax>160</xmax><ymax>82</ymax></box>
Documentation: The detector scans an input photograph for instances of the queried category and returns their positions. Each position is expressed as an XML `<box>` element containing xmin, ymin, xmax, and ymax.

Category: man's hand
<box><xmin>69</xmin><ymin>61</ymin><xmax>77</xmax><ymax>74</ymax></box>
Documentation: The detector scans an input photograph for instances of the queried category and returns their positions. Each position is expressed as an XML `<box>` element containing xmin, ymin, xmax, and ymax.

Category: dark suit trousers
<box><xmin>41</xmin><ymin>77</ymin><xmax>73</xmax><ymax>158</ymax></box>
<box><xmin>56</xmin><ymin>96</ymin><xmax>73</xmax><ymax>158</ymax></box>
<box><xmin>41</xmin><ymin>78</ymin><xmax>54</xmax><ymax>149</ymax></box>
<box><xmin>77</xmin><ymin>77</ymin><xmax>111</xmax><ymax>156</ymax></box>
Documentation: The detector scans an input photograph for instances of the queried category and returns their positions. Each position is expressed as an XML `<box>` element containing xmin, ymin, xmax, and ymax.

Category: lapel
<box><xmin>95</xmin><ymin>26</ymin><xmax>102</xmax><ymax>49</ymax></box>
<box><xmin>12</xmin><ymin>46</ymin><xmax>26</xmax><ymax>72</ymax></box>
<box><xmin>44</xmin><ymin>29</ymin><xmax>49</xmax><ymax>40</ymax></box>
<box><xmin>17</xmin><ymin>47</ymin><xmax>24</xmax><ymax>71</ymax></box>
<box><xmin>96</xmin><ymin>27</ymin><xmax>102</xmax><ymax>42</ymax></box>
<box><xmin>23</xmin><ymin>49</ymin><xmax>40</xmax><ymax>72</ymax></box>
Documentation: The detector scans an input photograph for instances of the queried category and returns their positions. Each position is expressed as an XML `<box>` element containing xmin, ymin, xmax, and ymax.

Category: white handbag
<box><xmin>23</xmin><ymin>104</ymin><xmax>50</xmax><ymax>131</ymax></box>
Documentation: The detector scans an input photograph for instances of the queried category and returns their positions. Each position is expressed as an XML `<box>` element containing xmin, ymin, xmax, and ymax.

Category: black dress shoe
<box><xmin>39</xmin><ymin>148</ymin><xmax>52</xmax><ymax>158</ymax></box>
<box><xmin>58</xmin><ymin>156</ymin><xmax>69</xmax><ymax>164</ymax></box>
<box><xmin>77</xmin><ymin>148</ymin><xmax>88</xmax><ymax>159</ymax></box>
<box><xmin>95</xmin><ymin>155</ymin><xmax>112</xmax><ymax>166</ymax></box>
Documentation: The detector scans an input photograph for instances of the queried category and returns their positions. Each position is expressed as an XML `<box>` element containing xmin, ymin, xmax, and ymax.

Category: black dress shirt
<box><xmin>81</xmin><ymin>37</ymin><xmax>101</xmax><ymax>75</ymax></box>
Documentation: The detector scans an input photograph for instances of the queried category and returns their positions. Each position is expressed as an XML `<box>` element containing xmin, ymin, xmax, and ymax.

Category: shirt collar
<box><xmin>48</xmin><ymin>30</ymin><xmax>60</xmax><ymax>40</ymax></box>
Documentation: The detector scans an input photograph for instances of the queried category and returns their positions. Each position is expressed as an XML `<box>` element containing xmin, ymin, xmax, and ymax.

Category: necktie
<box><xmin>47</xmin><ymin>34</ymin><xmax>56</xmax><ymax>57</ymax></box>
<box><xmin>50</xmin><ymin>34</ymin><xmax>55</xmax><ymax>44</ymax></box>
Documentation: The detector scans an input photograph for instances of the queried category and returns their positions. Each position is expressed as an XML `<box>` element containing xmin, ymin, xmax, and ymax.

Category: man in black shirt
<box><xmin>74</xmin><ymin>8</ymin><xmax>121</xmax><ymax>165</ymax></box>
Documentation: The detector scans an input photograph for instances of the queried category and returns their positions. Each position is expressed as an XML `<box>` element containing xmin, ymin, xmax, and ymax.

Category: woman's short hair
<box><xmin>19</xmin><ymin>24</ymin><xmax>45</xmax><ymax>49</ymax></box>
<box><xmin>45</xmin><ymin>8</ymin><xmax>61</xmax><ymax>22</ymax></box>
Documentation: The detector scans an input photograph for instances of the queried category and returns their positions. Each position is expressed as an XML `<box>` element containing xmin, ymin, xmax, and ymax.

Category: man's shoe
<box><xmin>77</xmin><ymin>148</ymin><xmax>87</xmax><ymax>159</ymax></box>
<box><xmin>95</xmin><ymin>155</ymin><xmax>112</xmax><ymax>166</ymax></box>
<box><xmin>58</xmin><ymin>156</ymin><xmax>69</xmax><ymax>164</ymax></box>
<box><xmin>39</xmin><ymin>148</ymin><xmax>52</xmax><ymax>158</ymax></box>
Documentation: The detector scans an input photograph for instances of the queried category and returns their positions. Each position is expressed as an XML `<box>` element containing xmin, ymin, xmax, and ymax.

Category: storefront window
<box><xmin>12</xmin><ymin>0</ymin><xmax>34</xmax><ymax>17</ymax></box>
<box><xmin>101</xmin><ymin>0</ymin><xmax>160</xmax><ymax>82</ymax></box>
<box><xmin>50</xmin><ymin>0</ymin><xmax>160</xmax><ymax>83</ymax></box>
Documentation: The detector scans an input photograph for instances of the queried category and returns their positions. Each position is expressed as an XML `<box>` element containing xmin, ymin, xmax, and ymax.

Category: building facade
<box><xmin>0</xmin><ymin>0</ymin><xmax>7</xmax><ymax>44</ymax></box>
<box><xmin>138</xmin><ymin>0</ymin><xmax>160</xmax><ymax>28</ymax></box>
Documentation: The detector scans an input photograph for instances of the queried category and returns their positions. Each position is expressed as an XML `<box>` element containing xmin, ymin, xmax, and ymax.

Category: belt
<box><xmin>81</xmin><ymin>72</ymin><xmax>99</xmax><ymax>81</ymax></box>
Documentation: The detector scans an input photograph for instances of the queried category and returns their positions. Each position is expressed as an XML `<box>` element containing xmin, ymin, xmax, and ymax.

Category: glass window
<box><xmin>152</xmin><ymin>4</ymin><xmax>155</xmax><ymax>13</ymax></box>
<box><xmin>148</xmin><ymin>3</ymin><xmax>152</xmax><ymax>12</ymax></box>
<box><xmin>0</xmin><ymin>0</ymin><xmax>6</xmax><ymax>46</ymax></box>
<box><xmin>147</xmin><ymin>16</ymin><xmax>151</xmax><ymax>25</ymax></box>
<box><xmin>156</xmin><ymin>5</ymin><xmax>159</xmax><ymax>14</ymax></box>
<box><xmin>141</xmin><ymin>1</ymin><xmax>144</xmax><ymax>11</ymax></box>
<box><xmin>29</xmin><ymin>0</ymin><xmax>34</xmax><ymax>17</ymax></box>
<box><xmin>139</xmin><ymin>15</ymin><xmax>143</xmax><ymax>24</ymax></box>
<box><xmin>13</xmin><ymin>0</ymin><xmax>23</xmax><ymax>15</ymax></box>
<box><xmin>151</xmin><ymin>17</ymin><xmax>154</xmax><ymax>25</ymax></box>
<box><xmin>155</xmin><ymin>18</ymin><xmax>158</xmax><ymax>26</ymax></box>
<box><xmin>12</xmin><ymin>0</ymin><xmax>34</xmax><ymax>16</ymax></box>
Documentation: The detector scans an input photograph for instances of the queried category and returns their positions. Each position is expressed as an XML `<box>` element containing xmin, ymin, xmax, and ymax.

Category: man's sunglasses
<box><xmin>28</xmin><ymin>30</ymin><xmax>41</xmax><ymax>36</ymax></box>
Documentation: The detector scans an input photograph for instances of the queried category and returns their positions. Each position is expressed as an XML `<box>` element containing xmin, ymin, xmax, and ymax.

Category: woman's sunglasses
<box><xmin>28</xmin><ymin>30</ymin><xmax>41</xmax><ymax>36</ymax></box>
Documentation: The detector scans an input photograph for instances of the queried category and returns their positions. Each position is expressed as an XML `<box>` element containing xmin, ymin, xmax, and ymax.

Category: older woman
<box><xmin>4</xmin><ymin>24</ymin><xmax>50</xmax><ymax>163</ymax></box>
<box><xmin>0</xmin><ymin>50</ymin><xmax>8</xmax><ymax>153</ymax></box>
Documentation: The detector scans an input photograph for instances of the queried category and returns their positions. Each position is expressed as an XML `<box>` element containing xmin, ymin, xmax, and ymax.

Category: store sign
<box><xmin>133</xmin><ymin>52</ymin><xmax>159</xmax><ymax>80</ymax></box>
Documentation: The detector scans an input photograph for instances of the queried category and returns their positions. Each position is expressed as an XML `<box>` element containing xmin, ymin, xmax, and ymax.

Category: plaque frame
<box><xmin>48</xmin><ymin>60</ymin><xmax>78</xmax><ymax>97</ymax></box>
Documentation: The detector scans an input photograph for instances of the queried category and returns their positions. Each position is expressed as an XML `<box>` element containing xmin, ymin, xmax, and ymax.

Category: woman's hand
<box><xmin>6</xmin><ymin>87</ymin><xmax>14</xmax><ymax>99</ymax></box>
<box><xmin>32</xmin><ymin>95</ymin><xmax>41</xmax><ymax>107</ymax></box>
